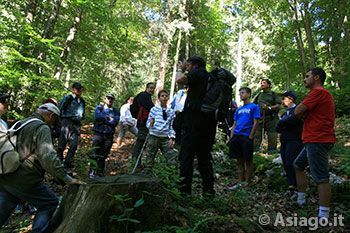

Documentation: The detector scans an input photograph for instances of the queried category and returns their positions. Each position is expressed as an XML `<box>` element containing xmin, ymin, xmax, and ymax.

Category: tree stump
<box><xmin>50</xmin><ymin>174</ymin><xmax>190</xmax><ymax>233</ymax></box>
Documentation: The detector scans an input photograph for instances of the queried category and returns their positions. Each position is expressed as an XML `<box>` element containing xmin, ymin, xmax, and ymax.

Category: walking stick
<box><xmin>132</xmin><ymin>133</ymin><xmax>149</xmax><ymax>174</ymax></box>
<box><xmin>260</xmin><ymin>109</ymin><xmax>266</xmax><ymax>152</ymax></box>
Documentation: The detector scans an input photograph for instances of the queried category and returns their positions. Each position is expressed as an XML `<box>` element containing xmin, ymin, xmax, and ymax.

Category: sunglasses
<box><xmin>162</xmin><ymin>109</ymin><xmax>167</xmax><ymax>121</ymax></box>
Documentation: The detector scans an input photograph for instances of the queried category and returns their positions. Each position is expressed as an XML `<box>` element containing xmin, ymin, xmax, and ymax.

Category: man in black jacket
<box><xmin>176</xmin><ymin>56</ymin><xmax>217</xmax><ymax>196</ymax></box>
<box><xmin>131</xmin><ymin>83</ymin><xmax>155</xmax><ymax>164</ymax></box>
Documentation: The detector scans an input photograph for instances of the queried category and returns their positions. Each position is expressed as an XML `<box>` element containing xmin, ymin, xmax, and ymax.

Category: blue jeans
<box><xmin>0</xmin><ymin>184</ymin><xmax>58</xmax><ymax>233</ymax></box>
<box><xmin>293</xmin><ymin>143</ymin><xmax>333</xmax><ymax>184</ymax></box>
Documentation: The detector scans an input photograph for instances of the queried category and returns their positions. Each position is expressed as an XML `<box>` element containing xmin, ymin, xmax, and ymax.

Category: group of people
<box><xmin>0</xmin><ymin>54</ymin><xmax>336</xmax><ymax>232</ymax></box>
<box><xmin>227</xmin><ymin>67</ymin><xmax>335</xmax><ymax>221</ymax></box>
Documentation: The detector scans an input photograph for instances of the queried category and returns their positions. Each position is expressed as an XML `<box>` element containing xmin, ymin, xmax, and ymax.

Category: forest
<box><xmin>1</xmin><ymin>0</ymin><xmax>350</xmax><ymax>232</ymax></box>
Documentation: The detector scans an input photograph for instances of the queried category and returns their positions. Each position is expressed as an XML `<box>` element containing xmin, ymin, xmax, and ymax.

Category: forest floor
<box><xmin>2</xmin><ymin>117</ymin><xmax>350</xmax><ymax>233</ymax></box>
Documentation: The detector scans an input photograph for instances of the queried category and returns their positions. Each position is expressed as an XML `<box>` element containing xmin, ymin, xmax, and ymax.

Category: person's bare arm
<box><xmin>249</xmin><ymin>118</ymin><xmax>259</xmax><ymax>139</ymax></box>
<box><xmin>176</xmin><ymin>59</ymin><xmax>188</xmax><ymax>85</ymax></box>
<box><xmin>262</xmin><ymin>103</ymin><xmax>281</xmax><ymax>112</ymax></box>
<box><xmin>294</xmin><ymin>103</ymin><xmax>308</xmax><ymax>119</ymax></box>
<box><xmin>230</xmin><ymin>121</ymin><xmax>237</xmax><ymax>138</ymax></box>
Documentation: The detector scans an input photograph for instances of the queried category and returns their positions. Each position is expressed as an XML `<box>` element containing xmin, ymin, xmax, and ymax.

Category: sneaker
<box><xmin>66</xmin><ymin>170</ymin><xmax>73</xmax><ymax>177</ymax></box>
<box><xmin>14</xmin><ymin>203</ymin><xmax>24</xmax><ymax>214</ymax></box>
<box><xmin>229</xmin><ymin>182</ymin><xmax>248</xmax><ymax>190</ymax></box>
<box><xmin>89</xmin><ymin>172</ymin><xmax>95</xmax><ymax>179</ymax></box>
<box><xmin>284</xmin><ymin>189</ymin><xmax>298</xmax><ymax>201</ymax></box>
<box><xmin>28</xmin><ymin>205</ymin><xmax>37</xmax><ymax>214</ymax></box>
<box><xmin>229</xmin><ymin>183</ymin><xmax>242</xmax><ymax>190</ymax></box>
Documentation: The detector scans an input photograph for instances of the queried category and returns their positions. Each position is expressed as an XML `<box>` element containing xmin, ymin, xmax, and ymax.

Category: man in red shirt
<box><xmin>294</xmin><ymin>67</ymin><xmax>335</xmax><ymax>219</ymax></box>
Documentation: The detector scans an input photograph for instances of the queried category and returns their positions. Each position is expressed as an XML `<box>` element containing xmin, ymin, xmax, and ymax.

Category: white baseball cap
<box><xmin>38</xmin><ymin>103</ymin><xmax>60</xmax><ymax>116</ymax></box>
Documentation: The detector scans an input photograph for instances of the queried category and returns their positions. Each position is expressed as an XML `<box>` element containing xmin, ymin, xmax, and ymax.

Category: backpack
<box><xmin>0</xmin><ymin>118</ymin><xmax>44</xmax><ymax>175</ymax></box>
<box><xmin>130</xmin><ymin>93</ymin><xmax>141</xmax><ymax>119</ymax></box>
<box><xmin>60</xmin><ymin>94</ymin><xmax>86</xmax><ymax>118</ymax></box>
<box><xmin>201</xmin><ymin>67</ymin><xmax>236</xmax><ymax>121</ymax></box>
<box><xmin>253</xmin><ymin>91</ymin><xmax>277</xmax><ymax>105</ymax></box>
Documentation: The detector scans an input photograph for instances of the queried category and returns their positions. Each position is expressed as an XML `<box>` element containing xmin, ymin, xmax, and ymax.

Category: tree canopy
<box><xmin>1</xmin><ymin>0</ymin><xmax>349</xmax><ymax>118</ymax></box>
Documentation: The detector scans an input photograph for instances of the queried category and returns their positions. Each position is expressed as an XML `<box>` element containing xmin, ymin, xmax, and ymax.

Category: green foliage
<box><xmin>144</xmin><ymin>157</ymin><xmax>183</xmax><ymax>199</ymax></box>
<box><xmin>109</xmin><ymin>193</ymin><xmax>144</xmax><ymax>232</ymax></box>
<box><xmin>331</xmin><ymin>86</ymin><xmax>350</xmax><ymax>116</ymax></box>
<box><xmin>1</xmin><ymin>214</ymin><xmax>33</xmax><ymax>233</ymax></box>
<box><xmin>71</xmin><ymin>147</ymin><xmax>93</xmax><ymax>179</ymax></box>
<box><xmin>152</xmin><ymin>216</ymin><xmax>219</xmax><ymax>233</ymax></box>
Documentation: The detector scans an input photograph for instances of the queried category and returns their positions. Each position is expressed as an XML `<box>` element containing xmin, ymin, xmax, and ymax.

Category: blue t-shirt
<box><xmin>233</xmin><ymin>103</ymin><xmax>260</xmax><ymax>136</ymax></box>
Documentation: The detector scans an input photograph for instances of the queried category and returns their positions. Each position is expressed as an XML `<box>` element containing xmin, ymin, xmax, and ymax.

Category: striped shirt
<box><xmin>146</xmin><ymin>105</ymin><xmax>175</xmax><ymax>138</ymax></box>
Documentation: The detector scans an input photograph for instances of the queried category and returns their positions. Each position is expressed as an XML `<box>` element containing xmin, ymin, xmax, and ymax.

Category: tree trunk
<box><xmin>53</xmin><ymin>8</ymin><xmax>82</xmax><ymax>81</ymax></box>
<box><xmin>279</xmin><ymin>31</ymin><xmax>291</xmax><ymax>89</ymax></box>
<box><xmin>50</xmin><ymin>175</ymin><xmax>191</xmax><ymax>233</ymax></box>
<box><xmin>335</xmin><ymin>0</ymin><xmax>346</xmax><ymax>86</ymax></box>
<box><xmin>156</xmin><ymin>8</ymin><xmax>172</xmax><ymax>100</ymax></box>
<box><xmin>170</xmin><ymin>29</ymin><xmax>182</xmax><ymax>100</ymax></box>
<box><xmin>185</xmin><ymin>34</ymin><xmax>189</xmax><ymax>59</ymax></box>
<box><xmin>156</xmin><ymin>41</ymin><xmax>169</xmax><ymax>101</ymax></box>
<box><xmin>25</xmin><ymin>0</ymin><xmax>37</xmax><ymax>23</ymax></box>
<box><xmin>34</xmin><ymin>0</ymin><xmax>62</xmax><ymax>76</ymax></box>
<box><xmin>42</xmin><ymin>0</ymin><xmax>61</xmax><ymax>39</ymax></box>
<box><xmin>344</xmin><ymin>15</ymin><xmax>350</xmax><ymax>67</ymax></box>
<box><xmin>287</xmin><ymin>0</ymin><xmax>307</xmax><ymax>74</ymax></box>
<box><xmin>185</xmin><ymin>0</ymin><xmax>191</xmax><ymax>59</ymax></box>
<box><xmin>302</xmin><ymin>0</ymin><xmax>316</xmax><ymax>67</ymax></box>
<box><xmin>235</xmin><ymin>24</ymin><xmax>242</xmax><ymax>105</ymax></box>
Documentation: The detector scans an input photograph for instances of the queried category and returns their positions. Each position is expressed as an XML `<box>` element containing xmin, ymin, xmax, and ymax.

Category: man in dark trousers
<box><xmin>57</xmin><ymin>82</ymin><xmax>85</xmax><ymax>169</ymax></box>
<box><xmin>131</xmin><ymin>82</ymin><xmax>155</xmax><ymax>164</ymax></box>
<box><xmin>89</xmin><ymin>94</ymin><xmax>120</xmax><ymax>178</ymax></box>
<box><xmin>176</xmin><ymin>56</ymin><xmax>217</xmax><ymax>196</ymax></box>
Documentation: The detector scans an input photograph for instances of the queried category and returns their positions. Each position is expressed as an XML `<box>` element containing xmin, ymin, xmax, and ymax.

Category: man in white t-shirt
<box><xmin>116</xmin><ymin>96</ymin><xmax>138</xmax><ymax>148</ymax></box>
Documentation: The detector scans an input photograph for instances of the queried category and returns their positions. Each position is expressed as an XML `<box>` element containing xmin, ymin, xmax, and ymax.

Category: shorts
<box><xmin>293</xmin><ymin>143</ymin><xmax>333</xmax><ymax>184</ymax></box>
<box><xmin>229</xmin><ymin>135</ymin><xmax>253</xmax><ymax>160</ymax></box>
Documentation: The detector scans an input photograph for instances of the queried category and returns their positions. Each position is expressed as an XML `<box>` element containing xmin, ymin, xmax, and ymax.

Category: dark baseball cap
<box><xmin>279</xmin><ymin>90</ymin><xmax>297</xmax><ymax>101</ymax></box>
<box><xmin>106</xmin><ymin>94</ymin><xmax>115</xmax><ymax>99</ymax></box>
<box><xmin>0</xmin><ymin>92</ymin><xmax>10</xmax><ymax>100</ymax></box>
<box><xmin>72</xmin><ymin>82</ymin><xmax>83</xmax><ymax>89</ymax></box>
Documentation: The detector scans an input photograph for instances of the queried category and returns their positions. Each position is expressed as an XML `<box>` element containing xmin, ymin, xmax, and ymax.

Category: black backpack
<box><xmin>130</xmin><ymin>93</ymin><xmax>141</xmax><ymax>119</ymax></box>
<box><xmin>200</xmin><ymin>67</ymin><xmax>236</xmax><ymax>121</ymax></box>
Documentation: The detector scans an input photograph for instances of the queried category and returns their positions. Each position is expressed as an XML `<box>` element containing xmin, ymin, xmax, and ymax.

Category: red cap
<box><xmin>45</xmin><ymin>98</ymin><xmax>58</xmax><ymax>106</ymax></box>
